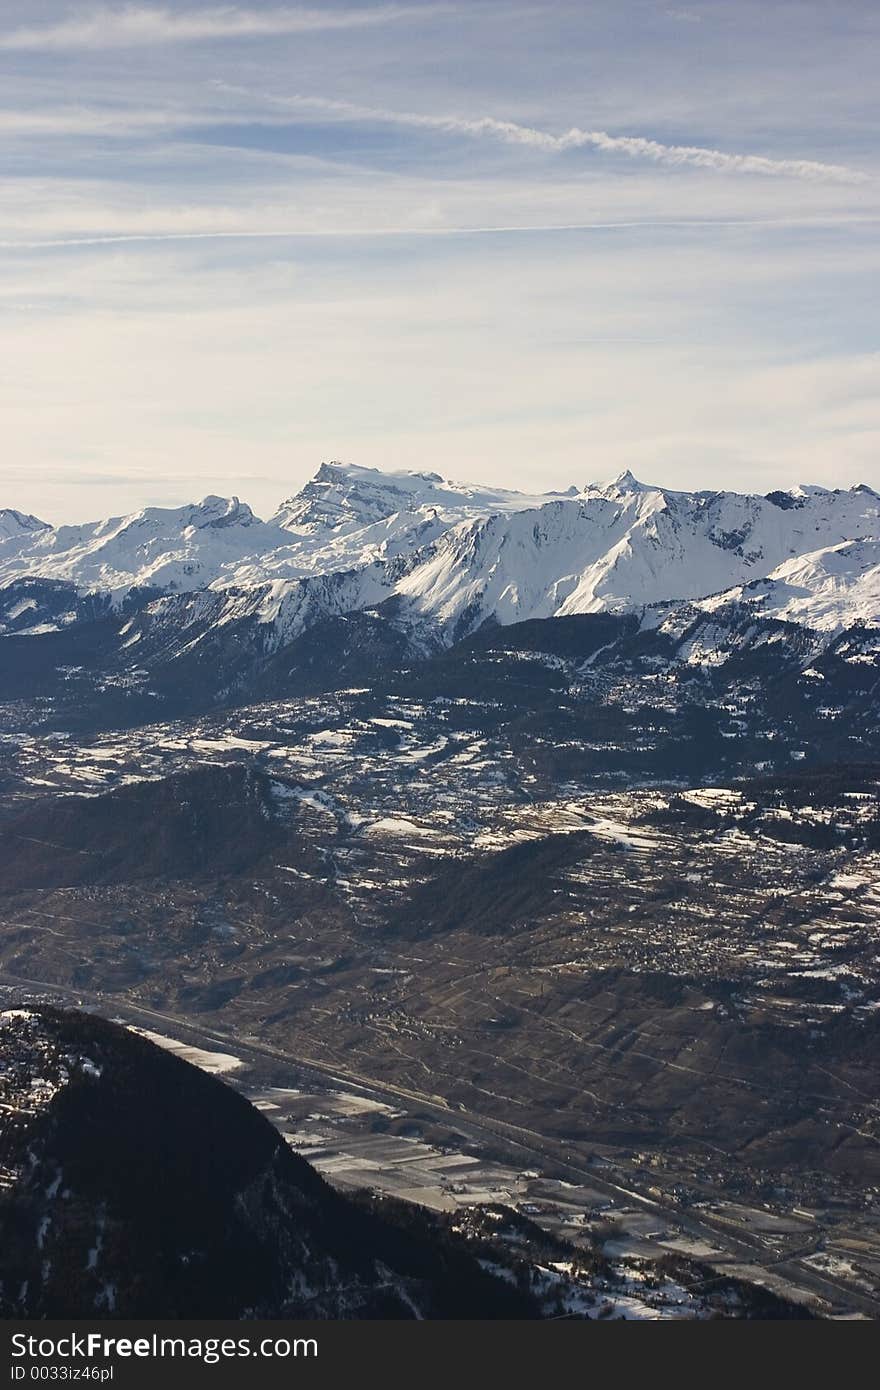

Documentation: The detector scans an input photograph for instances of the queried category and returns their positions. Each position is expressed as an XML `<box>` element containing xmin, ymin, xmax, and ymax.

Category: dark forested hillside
<box><xmin>0</xmin><ymin>1007</ymin><xmax>538</xmax><ymax>1319</ymax></box>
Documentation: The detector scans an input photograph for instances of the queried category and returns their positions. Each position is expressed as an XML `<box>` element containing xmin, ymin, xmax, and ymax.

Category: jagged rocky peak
<box><xmin>766</xmin><ymin>481</ymin><xmax>879</xmax><ymax>509</ymax></box>
<box><xmin>273</xmin><ymin>461</ymin><xmax>450</xmax><ymax>531</ymax></box>
<box><xmin>582</xmin><ymin>468</ymin><xmax>670</xmax><ymax>497</ymax></box>
<box><xmin>601</xmin><ymin>469</ymin><xmax>654</xmax><ymax>494</ymax></box>
<box><xmin>392</xmin><ymin>467</ymin><xmax>880</xmax><ymax>638</ymax></box>
<box><xmin>0</xmin><ymin>494</ymin><xmax>289</xmax><ymax>603</ymax></box>
<box><xmin>271</xmin><ymin>460</ymin><xmax>550</xmax><ymax>534</ymax></box>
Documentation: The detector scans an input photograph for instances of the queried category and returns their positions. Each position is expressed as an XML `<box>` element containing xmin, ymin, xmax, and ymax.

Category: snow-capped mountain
<box><xmin>0</xmin><ymin>464</ymin><xmax>556</xmax><ymax>599</ymax></box>
<box><xmin>272</xmin><ymin>460</ymin><xmax>557</xmax><ymax>532</ymax></box>
<box><xmin>0</xmin><ymin>495</ymin><xmax>286</xmax><ymax>601</ymax></box>
<box><xmin>392</xmin><ymin>473</ymin><xmax>880</xmax><ymax>639</ymax></box>
<box><xmin>0</xmin><ymin>507</ymin><xmax>49</xmax><ymax>541</ymax></box>
<box><xmin>2</xmin><ymin>465</ymin><xmax>878</xmax><ymax>650</ymax></box>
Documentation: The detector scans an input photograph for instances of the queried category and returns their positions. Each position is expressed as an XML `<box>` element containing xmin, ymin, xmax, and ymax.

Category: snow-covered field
<box><xmin>131</xmin><ymin>1028</ymin><xmax>242</xmax><ymax>1075</ymax></box>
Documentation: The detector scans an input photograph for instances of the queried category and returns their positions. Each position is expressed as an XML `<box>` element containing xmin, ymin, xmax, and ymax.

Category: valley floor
<box><xmin>1</xmin><ymin>667</ymin><xmax>878</xmax><ymax>1319</ymax></box>
<box><xmin>2</xmin><ymin>973</ymin><xmax>877</xmax><ymax>1318</ymax></box>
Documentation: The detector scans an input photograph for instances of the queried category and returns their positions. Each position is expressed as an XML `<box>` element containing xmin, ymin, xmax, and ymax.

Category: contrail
<box><xmin>221</xmin><ymin>88</ymin><xmax>870</xmax><ymax>185</ymax></box>
<box><xmin>2</xmin><ymin>216</ymin><xmax>878</xmax><ymax>252</ymax></box>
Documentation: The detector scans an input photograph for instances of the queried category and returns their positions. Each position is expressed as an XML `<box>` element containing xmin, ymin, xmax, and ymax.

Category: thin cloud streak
<box><xmin>0</xmin><ymin>5</ymin><xmax>435</xmax><ymax>51</ymax></box>
<box><xmin>0</xmin><ymin>107</ymin><xmax>202</xmax><ymax>136</ymax></box>
<box><xmin>263</xmin><ymin>91</ymin><xmax>870</xmax><ymax>184</ymax></box>
<box><xmin>3</xmin><ymin>215</ymin><xmax>879</xmax><ymax>252</ymax></box>
<box><xmin>1</xmin><ymin>91</ymin><xmax>868</xmax><ymax>190</ymax></box>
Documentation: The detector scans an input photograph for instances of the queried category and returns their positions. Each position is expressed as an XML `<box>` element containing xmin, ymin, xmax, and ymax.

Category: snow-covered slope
<box><xmin>0</xmin><ymin>495</ymin><xmax>284</xmax><ymax>601</ymax></box>
<box><xmin>699</xmin><ymin>537</ymin><xmax>880</xmax><ymax>633</ymax></box>
<box><xmin>0</xmin><ymin>464</ymin><xmax>559</xmax><ymax>599</ymax></box>
<box><xmin>127</xmin><ymin>561</ymin><xmax>395</xmax><ymax>658</ymax></box>
<box><xmin>0</xmin><ymin>507</ymin><xmax>50</xmax><ymax>541</ymax></box>
<box><xmin>393</xmin><ymin>473</ymin><xmax>880</xmax><ymax>639</ymax></box>
<box><xmin>272</xmin><ymin>460</ymin><xmax>558</xmax><ymax>532</ymax></box>
<box><xmin>3</xmin><ymin>465</ymin><xmax>878</xmax><ymax>643</ymax></box>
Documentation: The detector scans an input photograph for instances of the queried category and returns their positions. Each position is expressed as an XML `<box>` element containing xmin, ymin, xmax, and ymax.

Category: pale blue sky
<box><xmin>1</xmin><ymin>1</ymin><xmax>878</xmax><ymax>520</ymax></box>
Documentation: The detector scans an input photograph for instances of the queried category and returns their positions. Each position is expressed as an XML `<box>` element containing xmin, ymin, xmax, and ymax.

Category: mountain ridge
<box><xmin>2</xmin><ymin>464</ymin><xmax>878</xmax><ymax>656</ymax></box>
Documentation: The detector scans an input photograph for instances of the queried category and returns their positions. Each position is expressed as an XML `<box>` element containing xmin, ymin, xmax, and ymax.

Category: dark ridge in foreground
<box><xmin>0</xmin><ymin>1008</ymin><xmax>815</xmax><ymax>1320</ymax></box>
<box><xmin>0</xmin><ymin>1007</ymin><xmax>537</xmax><ymax>1319</ymax></box>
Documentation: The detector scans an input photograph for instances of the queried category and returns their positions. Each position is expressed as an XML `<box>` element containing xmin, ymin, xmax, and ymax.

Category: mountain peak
<box><xmin>789</xmin><ymin>483</ymin><xmax>831</xmax><ymax>499</ymax></box>
<box><xmin>613</xmin><ymin>469</ymin><xmax>643</xmax><ymax>488</ymax></box>
<box><xmin>589</xmin><ymin>469</ymin><xmax>656</xmax><ymax>496</ymax></box>
<box><xmin>190</xmin><ymin>495</ymin><xmax>255</xmax><ymax>529</ymax></box>
<box><xmin>272</xmin><ymin>462</ymin><xmax>557</xmax><ymax>536</ymax></box>
<box><xmin>3</xmin><ymin>465</ymin><xmax>878</xmax><ymax>630</ymax></box>
<box><xmin>312</xmin><ymin>460</ymin><xmax>444</xmax><ymax>488</ymax></box>
<box><xmin>0</xmin><ymin>507</ymin><xmax>51</xmax><ymax>539</ymax></box>
<box><xmin>274</xmin><ymin>462</ymin><xmax>448</xmax><ymax>532</ymax></box>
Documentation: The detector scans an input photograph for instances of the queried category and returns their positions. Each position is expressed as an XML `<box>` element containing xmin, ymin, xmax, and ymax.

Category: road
<box><xmin>2</xmin><ymin>969</ymin><xmax>878</xmax><ymax>1318</ymax></box>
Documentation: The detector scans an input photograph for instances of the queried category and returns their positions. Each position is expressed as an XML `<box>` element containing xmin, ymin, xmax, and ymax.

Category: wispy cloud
<box><xmin>0</xmin><ymin>4</ymin><xmax>433</xmax><ymax>51</ymax></box>
<box><xmin>0</xmin><ymin>106</ymin><xmax>196</xmax><ymax>136</ymax></box>
<box><xmin>238</xmin><ymin>89</ymin><xmax>870</xmax><ymax>185</ymax></box>
<box><xmin>0</xmin><ymin>84</ymin><xmax>866</xmax><ymax>189</ymax></box>
<box><xmin>5</xmin><ymin>215</ymin><xmax>878</xmax><ymax>253</ymax></box>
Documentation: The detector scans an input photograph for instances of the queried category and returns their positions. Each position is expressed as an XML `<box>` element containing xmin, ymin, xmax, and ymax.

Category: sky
<box><xmin>1</xmin><ymin>0</ymin><xmax>878</xmax><ymax>522</ymax></box>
